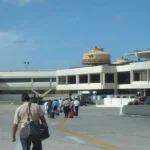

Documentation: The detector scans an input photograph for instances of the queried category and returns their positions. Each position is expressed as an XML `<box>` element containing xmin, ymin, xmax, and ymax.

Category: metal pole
<box><xmin>24</xmin><ymin>61</ymin><xmax>30</xmax><ymax>70</ymax></box>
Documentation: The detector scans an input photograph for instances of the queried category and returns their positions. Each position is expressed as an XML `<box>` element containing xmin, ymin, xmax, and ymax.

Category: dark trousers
<box><xmin>53</xmin><ymin>106</ymin><xmax>57</xmax><ymax>111</ymax></box>
<box><xmin>64</xmin><ymin>106</ymin><xmax>69</xmax><ymax>118</ymax></box>
<box><xmin>75</xmin><ymin>106</ymin><xmax>79</xmax><ymax>116</ymax></box>
<box><xmin>20</xmin><ymin>129</ymin><xmax>42</xmax><ymax>150</ymax></box>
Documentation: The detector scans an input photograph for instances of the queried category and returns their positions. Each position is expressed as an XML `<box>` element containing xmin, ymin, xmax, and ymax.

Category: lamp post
<box><xmin>24</xmin><ymin>61</ymin><xmax>30</xmax><ymax>70</ymax></box>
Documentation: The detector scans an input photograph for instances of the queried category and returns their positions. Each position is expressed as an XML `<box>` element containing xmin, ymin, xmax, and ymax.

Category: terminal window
<box><xmin>105</xmin><ymin>73</ymin><xmax>114</xmax><ymax>83</ymax></box>
<box><xmin>52</xmin><ymin>78</ymin><xmax>56</xmax><ymax>82</ymax></box>
<box><xmin>117</xmin><ymin>71</ymin><xmax>130</xmax><ymax>84</ymax></box>
<box><xmin>0</xmin><ymin>78</ymin><xmax>31</xmax><ymax>82</ymax></box>
<box><xmin>90</xmin><ymin>74</ymin><xmax>100</xmax><ymax>83</ymax></box>
<box><xmin>33</xmin><ymin>78</ymin><xmax>50</xmax><ymax>82</ymax></box>
<box><xmin>68</xmin><ymin>76</ymin><xmax>76</xmax><ymax>84</ymax></box>
<box><xmin>133</xmin><ymin>70</ymin><xmax>147</xmax><ymax>81</ymax></box>
<box><xmin>79</xmin><ymin>74</ymin><xmax>88</xmax><ymax>83</ymax></box>
<box><xmin>58</xmin><ymin>76</ymin><xmax>66</xmax><ymax>84</ymax></box>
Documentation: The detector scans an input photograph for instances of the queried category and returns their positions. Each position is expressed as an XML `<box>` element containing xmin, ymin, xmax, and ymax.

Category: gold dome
<box><xmin>113</xmin><ymin>57</ymin><xmax>128</xmax><ymax>64</ymax></box>
<box><xmin>82</xmin><ymin>46</ymin><xmax>110</xmax><ymax>65</ymax></box>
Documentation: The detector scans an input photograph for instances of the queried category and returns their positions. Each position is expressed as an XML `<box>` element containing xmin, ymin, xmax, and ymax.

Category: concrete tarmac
<box><xmin>0</xmin><ymin>104</ymin><xmax>150</xmax><ymax>150</ymax></box>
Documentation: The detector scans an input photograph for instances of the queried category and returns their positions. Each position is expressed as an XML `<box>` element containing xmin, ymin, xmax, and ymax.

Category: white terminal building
<box><xmin>0</xmin><ymin>47</ymin><xmax>150</xmax><ymax>102</ymax></box>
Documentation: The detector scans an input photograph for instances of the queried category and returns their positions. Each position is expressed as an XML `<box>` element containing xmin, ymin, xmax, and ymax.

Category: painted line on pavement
<box><xmin>66</xmin><ymin>136</ymin><xmax>86</xmax><ymax>144</ymax></box>
<box><xmin>58</xmin><ymin>118</ymin><xmax>121</xmax><ymax>150</ymax></box>
<box><xmin>50</xmin><ymin>122</ymin><xmax>57</xmax><ymax>126</ymax></box>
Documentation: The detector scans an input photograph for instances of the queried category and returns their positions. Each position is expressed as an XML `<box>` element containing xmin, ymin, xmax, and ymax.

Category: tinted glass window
<box><xmin>117</xmin><ymin>72</ymin><xmax>130</xmax><ymax>84</ymax></box>
<box><xmin>58</xmin><ymin>76</ymin><xmax>66</xmax><ymax>84</ymax></box>
<box><xmin>34</xmin><ymin>78</ymin><xmax>50</xmax><ymax>82</ymax></box>
<box><xmin>79</xmin><ymin>75</ymin><xmax>88</xmax><ymax>83</ymax></box>
<box><xmin>105</xmin><ymin>74</ymin><xmax>114</xmax><ymax>83</ymax></box>
<box><xmin>52</xmin><ymin>78</ymin><xmax>56</xmax><ymax>82</ymax></box>
<box><xmin>90</xmin><ymin>74</ymin><xmax>100</xmax><ymax>83</ymax></box>
<box><xmin>68</xmin><ymin>76</ymin><xmax>76</xmax><ymax>84</ymax></box>
<box><xmin>0</xmin><ymin>78</ymin><xmax>31</xmax><ymax>82</ymax></box>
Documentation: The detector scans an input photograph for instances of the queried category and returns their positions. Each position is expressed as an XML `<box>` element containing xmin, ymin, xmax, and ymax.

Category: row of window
<box><xmin>0</xmin><ymin>78</ymin><xmax>56</xmax><ymax>83</ymax></box>
<box><xmin>0</xmin><ymin>90</ymin><xmax>68</xmax><ymax>94</ymax></box>
<box><xmin>58</xmin><ymin>72</ymin><xmax>130</xmax><ymax>84</ymax></box>
<box><xmin>58</xmin><ymin>70</ymin><xmax>150</xmax><ymax>84</ymax></box>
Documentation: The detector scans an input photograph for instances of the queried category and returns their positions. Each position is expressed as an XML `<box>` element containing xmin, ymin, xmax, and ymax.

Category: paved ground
<box><xmin>0</xmin><ymin>104</ymin><xmax>150</xmax><ymax>150</ymax></box>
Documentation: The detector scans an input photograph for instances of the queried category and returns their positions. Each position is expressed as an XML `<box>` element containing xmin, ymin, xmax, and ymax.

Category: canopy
<box><xmin>125</xmin><ymin>49</ymin><xmax>150</xmax><ymax>58</ymax></box>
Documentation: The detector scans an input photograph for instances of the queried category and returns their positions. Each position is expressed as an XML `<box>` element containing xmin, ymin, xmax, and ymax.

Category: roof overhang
<box><xmin>125</xmin><ymin>50</ymin><xmax>150</xmax><ymax>58</ymax></box>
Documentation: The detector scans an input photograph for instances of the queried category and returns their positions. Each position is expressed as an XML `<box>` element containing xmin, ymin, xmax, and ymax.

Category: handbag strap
<box><xmin>27</xmin><ymin>102</ymin><xmax>32</xmax><ymax>122</ymax></box>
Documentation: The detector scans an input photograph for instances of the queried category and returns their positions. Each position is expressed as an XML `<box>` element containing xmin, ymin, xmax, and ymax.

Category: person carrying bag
<box><xmin>21</xmin><ymin>103</ymin><xmax>50</xmax><ymax>141</ymax></box>
<box><xmin>12</xmin><ymin>93</ymin><xmax>50</xmax><ymax>150</ymax></box>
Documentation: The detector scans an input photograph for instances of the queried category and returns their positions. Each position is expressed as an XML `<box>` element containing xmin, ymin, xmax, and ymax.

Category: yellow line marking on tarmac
<box><xmin>58</xmin><ymin>118</ymin><xmax>121</xmax><ymax>150</ymax></box>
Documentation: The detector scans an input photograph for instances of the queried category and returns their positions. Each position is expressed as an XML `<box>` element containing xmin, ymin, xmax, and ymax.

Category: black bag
<box><xmin>50</xmin><ymin>111</ymin><xmax>55</xmax><ymax>118</ymax></box>
<box><xmin>21</xmin><ymin>103</ymin><xmax>42</xmax><ymax>140</ymax></box>
<box><xmin>55</xmin><ymin>110</ymin><xmax>59</xmax><ymax>116</ymax></box>
<box><xmin>40</xmin><ymin>124</ymin><xmax>50</xmax><ymax>141</ymax></box>
<box><xmin>21</xmin><ymin>103</ymin><xmax>50</xmax><ymax>141</ymax></box>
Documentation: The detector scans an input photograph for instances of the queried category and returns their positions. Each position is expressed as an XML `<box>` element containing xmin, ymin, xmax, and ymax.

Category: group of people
<box><xmin>44</xmin><ymin>98</ymin><xmax>80</xmax><ymax>118</ymax></box>
<box><xmin>12</xmin><ymin>94</ymin><xmax>81</xmax><ymax>150</ymax></box>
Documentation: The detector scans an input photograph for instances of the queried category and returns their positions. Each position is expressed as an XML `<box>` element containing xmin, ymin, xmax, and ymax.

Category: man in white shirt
<box><xmin>59</xmin><ymin>98</ymin><xmax>63</xmax><ymax>112</ymax></box>
<box><xmin>44</xmin><ymin>101</ymin><xmax>48</xmax><ymax>116</ymax></box>
<box><xmin>74</xmin><ymin>99</ymin><xmax>80</xmax><ymax>116</ymax></box>
<box><xmin>12</xmin><ymin>92</ymin><xmax>46</xmax><ymax>150</ymax></box>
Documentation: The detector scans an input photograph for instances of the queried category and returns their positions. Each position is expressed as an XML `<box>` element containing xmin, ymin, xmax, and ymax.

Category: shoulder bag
<box><xmin>21</xmin><ymin>103</ymin><xmax>43</xmax><ymax>140</ymax></box>
<box><xmin>21</xmin><ymin>103</ymin><xmax>50</xmax><ymax>141</ymax></box>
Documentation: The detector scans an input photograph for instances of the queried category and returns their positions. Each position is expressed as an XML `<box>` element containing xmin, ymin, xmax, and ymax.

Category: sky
<box><xmin>0</xmin><ymin>0</ymin><xmax>150</xmax><ymax>70</ymax></box>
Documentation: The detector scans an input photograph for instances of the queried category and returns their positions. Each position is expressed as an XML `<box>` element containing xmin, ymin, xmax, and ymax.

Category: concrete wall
<box><xmin>123</xmin><ymin>105</ymin><xmax>150</xmax><ymax>116</ymax></box>
<box><xmin>96</xmin><ymin>97</ymin><xmax>133</xmax><ymax>107</ymax></box>
<box><xmin>104</xmin><ymin>98</ymin><xmax>132</xmax><ymax>107</ymax></box>
<box><xmin>0</xmin><ymin>82</ymin><xmax>56</xmax><ymax>90</ymax></box>
<box><xmin>0</xmin><ymin>70</ymin><xmax>56</xmax><ymax>78</ymax></box>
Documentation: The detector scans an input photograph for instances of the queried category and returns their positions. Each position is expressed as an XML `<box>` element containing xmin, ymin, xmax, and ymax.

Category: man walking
<box><xmin>44</xmin><ymin>101</ymin><xmax>48</xmax><ymax>117</ymax></box>
<box><xmin>63</xmin><ymin>99</ymin><xmax>70</xmax><ymax>118</ymax></box>
<box><xmin>74</xmin><ymin>98</ymin><xmax>80</xmax><ymax>116</ymax></box>
<box><xmin>12</xmin><ymin>92</ymin><xmax>46</xmax><ymax>150</ymax></box>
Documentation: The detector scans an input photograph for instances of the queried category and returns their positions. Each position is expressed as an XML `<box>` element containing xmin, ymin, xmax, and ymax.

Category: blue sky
<box><xmin>0</xmin><ymin>0</ymin><xmax>150</xmax><ymax>70</ymax></box>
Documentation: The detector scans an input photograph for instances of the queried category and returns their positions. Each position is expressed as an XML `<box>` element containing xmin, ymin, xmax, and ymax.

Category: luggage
<box><xmin>21</xmin><ymin>103</ymin><xmax>50</xmax><ymax>141</ymax></box>
<box><xmin>69</xmin><ymin>111</ymin><xmax>74</xmax><ymax>118</ymax></box>
<box><xmin>50</xmin><ymin>111</ymin><xmax>55</xmax><ymax>118</ymax></box>
<box><xmin>40</xmin><ymin>124</ymin><xmax>50</xmax><ymax>141</ymax></box>
<box><xmin>55</xmin><ymin>110</ymin><xmax>60</xmax><ymax>116</ymax></box>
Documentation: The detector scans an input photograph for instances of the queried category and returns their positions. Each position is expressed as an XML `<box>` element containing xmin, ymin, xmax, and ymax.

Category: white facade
<box><xmin>56</xmin><ymin>61</ymin><xmax>150</xmax><ymax>95</ymax></box>
<box><xmin>0</xmin><ymin>70</ymin><xmax>56</xmax><ymax>90</ymax></box>
<box><xmin>0</xmin><ymin>59</ymin><xmax>150</xmax><ymax>99</ymax></box>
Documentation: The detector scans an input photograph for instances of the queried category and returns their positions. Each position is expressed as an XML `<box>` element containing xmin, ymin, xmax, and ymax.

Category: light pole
<box><xmin>24</xmin><ymin>61</ymin><xmax>30</xmax><ymax>70</ymax></box>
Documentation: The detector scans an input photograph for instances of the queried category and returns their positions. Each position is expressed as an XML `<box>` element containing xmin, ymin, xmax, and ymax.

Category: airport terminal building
<box><xmin>0</xmin><ymin>47</ymin><xmax>150</xmax><ymax>101</ymax></box>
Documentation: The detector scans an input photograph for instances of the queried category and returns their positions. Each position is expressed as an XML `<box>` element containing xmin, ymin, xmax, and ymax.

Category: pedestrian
<box><xmin>59</xmin><ymin>98</ymin><xmax>63</xmax><ymax>113</ymax></box>
<box><xmin>44</xmin><ymin>101</ymin><xmax>48</xmax><ymax>117</ymax></box>
<box><xmin>74</xmin><ymin>98</ymin><xmax>80</xmax><ymax>116</ymax></box>
<box><xmin>63</xmin><ymin>99</ymin><xmax>70</xmax><ymax>118</ymax></box>
<box><xmin>12</xmin><ymin>92</ymin><xmax>46</xmax><ymax>150</ymax></box>
<box><xmin>52</xmin><ymin>99</ymin><xmax>59</xmax><ymax>111</ymax></box>
<box><xmin>47</xmin><ymin>100</ymin><xmax>52</xmax><ymax>117</ymax></box>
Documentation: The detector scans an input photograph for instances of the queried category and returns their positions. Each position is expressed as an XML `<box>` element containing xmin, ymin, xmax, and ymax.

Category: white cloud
<box><xmin>0</xmin><ymin>31</ymin><xmax>36</xmax><ymax>68</ymax></box>
<box><xmin>18</xmin><ymin>0</ymin><xmax>31</xmax><ymax>6</ymax></box>
<box><xmin>74</xmin><ymin>17</ymin><xmax>80</xmax><ymax>21</ymax></box>
<box><xmin>113</xmin><ymin>16</ymin><xmax>127</xmax><ymax>22</ymax></box>
<box><xmin>0</xmin><ymin>31</ymin><xmax>30</xmax><ymax>51</ymax></box>
<box><xmin>0</xmin><ymin>0</ymin><xmax>33</xmax><ymax>6</ymax></box>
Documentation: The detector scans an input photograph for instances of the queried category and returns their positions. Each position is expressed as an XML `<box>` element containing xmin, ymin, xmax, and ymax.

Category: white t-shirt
<box><xmin>44</xmin><ymin>102</ymin><xmax>48</xmax><ymax>110</ymax></box>
<box><xmin>74</xmin><ymin>100</ymin><xmax>80</xmax><ymax>106</ymax></box>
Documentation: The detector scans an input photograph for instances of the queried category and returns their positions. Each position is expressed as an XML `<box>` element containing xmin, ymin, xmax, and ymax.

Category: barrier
<box><xmin>123</xmin><ymin>105</ymin><xmax>150</xmax><ymax>116</ymax></box>
<box><xmin>96</xmin><ymin>98</ymin><xmax>133</xmax><ymax>107</ymax></box>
